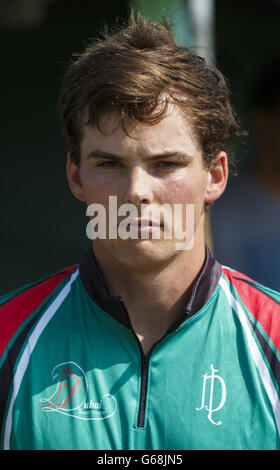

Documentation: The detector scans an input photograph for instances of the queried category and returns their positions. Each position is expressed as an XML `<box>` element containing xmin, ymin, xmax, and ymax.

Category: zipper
<box><xmin>137</xmin><ymin>354</ymin><xmax>150</xmax><ymax>428</ymax></box>
<box><xmin>119</xmin><ymin>297</ymin><xmax>189</xmax><ymax>428</ymax></box>
<box><xmin>119</xmin><ymin>296</ymin><xmax>151</xmax><ymax>428</ymax></box>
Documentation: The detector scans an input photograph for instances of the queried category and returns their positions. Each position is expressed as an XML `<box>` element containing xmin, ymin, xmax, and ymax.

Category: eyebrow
<box><xmin>86</xmin><ymin>149</ymin><xmax>193</xmax><ymax>161</ymax></box>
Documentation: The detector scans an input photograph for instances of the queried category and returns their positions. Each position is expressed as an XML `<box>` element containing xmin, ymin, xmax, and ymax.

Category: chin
<box><xmin>109</xmin><ymin>238</ymin><xmax>178</xmax><ymax>270</ymax></box>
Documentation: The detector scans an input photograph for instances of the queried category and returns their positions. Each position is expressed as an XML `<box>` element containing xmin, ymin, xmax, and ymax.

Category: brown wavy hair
<box><xmin>60</xmin><ymin>11</ymin><xmax>240</xmax><ymax>169</ymax></box>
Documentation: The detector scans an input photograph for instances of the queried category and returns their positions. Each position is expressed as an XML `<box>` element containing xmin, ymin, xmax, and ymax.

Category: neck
<box><xmin>94</xmin><ymin>237</ymin><xmax>206</xmax><ymax>354</ymax></box>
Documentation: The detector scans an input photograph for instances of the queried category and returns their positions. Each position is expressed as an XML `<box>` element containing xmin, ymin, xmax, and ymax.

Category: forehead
<box><xmin>81</xmin><ymin>102</ymin><xmax>201</xmax><ymax>157</ymax></box>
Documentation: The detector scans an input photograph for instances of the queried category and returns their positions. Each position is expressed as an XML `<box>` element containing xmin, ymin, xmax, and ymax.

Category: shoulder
<box><xmin>219</xmin><ymin>265</ymin><xmax>280</xmax><ymax>348</ymax></box>
<box><xmin>219</xmin><ymin>266</ymin><xmax>280</xmax><ymax>415</ymax></box>
<box><xmin>0</xmin><ymin>264</ymin><xmax>79</xmax><ymax>360</ymax></box>
<box><xmin>220</xmin><ymin>265</ymin><xmax>280</xmax><ymax>305</ymax></box>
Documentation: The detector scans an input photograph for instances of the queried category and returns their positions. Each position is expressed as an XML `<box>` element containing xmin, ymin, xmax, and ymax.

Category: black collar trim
<box><xmin>79</xmin><ymin>245</ymin><xmax>221</xmax><ymax>330</ymax></box>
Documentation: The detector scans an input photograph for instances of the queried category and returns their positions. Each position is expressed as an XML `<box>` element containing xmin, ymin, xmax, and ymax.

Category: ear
<box><xmin>204</xmin><ymin>151</ymin><xmax>228</xmax><ymax>204</ymax></box>
<box><xmin>66</xmin><ymin>152</ymin><xmax>86</xmax><ymax>202</ymax></box>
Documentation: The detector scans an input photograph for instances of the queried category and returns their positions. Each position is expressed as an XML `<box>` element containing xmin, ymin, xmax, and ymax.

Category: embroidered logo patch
<box><xmin>38</xmin><ymin>361</ymin><xmax>117</xmax><ymax>420</ymax></box>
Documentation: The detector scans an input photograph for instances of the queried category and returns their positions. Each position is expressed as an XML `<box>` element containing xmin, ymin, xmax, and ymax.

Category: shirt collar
<box><xmin>79</xmin><ymin>244</ymin><xmax>221</xmax><ymax>329</ymax></box>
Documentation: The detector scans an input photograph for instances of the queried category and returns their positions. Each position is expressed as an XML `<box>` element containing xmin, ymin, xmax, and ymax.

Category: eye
<box><xmin>97</xmin><ymin>160</ymin><xmax>122</xmax><ymax>168</ymax></box>
<box><xmin>156</xmin><ymin>161</ymin><xmax>179</xmax><ymax>168</ymax></box>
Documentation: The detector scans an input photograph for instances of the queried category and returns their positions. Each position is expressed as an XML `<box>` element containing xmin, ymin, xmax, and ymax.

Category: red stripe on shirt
<box><xmin>0</xmin><ymin>265</ymin><xmax>78</xmax><ymax>358</ymax></box>
<box><xmin>222</xmin><ymin>266</ymin><xmax>280</xmax><ymax>354</ymax></box>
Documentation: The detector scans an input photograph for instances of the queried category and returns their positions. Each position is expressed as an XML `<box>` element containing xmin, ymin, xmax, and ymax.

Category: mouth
<box><xmin>124</xmin><ymin>218</ymin><xmax>163</xmax><ymax>233</ymax></box>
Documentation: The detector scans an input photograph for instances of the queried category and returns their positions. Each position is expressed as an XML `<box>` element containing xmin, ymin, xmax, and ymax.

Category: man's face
<box><xmin>68</xmin><ymin>102</ymin><xmax>226</xmax><ymax>270</ymax></box>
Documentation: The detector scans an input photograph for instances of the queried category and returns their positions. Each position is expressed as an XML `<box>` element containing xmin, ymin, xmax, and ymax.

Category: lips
<box><xmin>125</xmin><ymin>219</ymin><xmax>162</xmax><ymax>232</ymax></box>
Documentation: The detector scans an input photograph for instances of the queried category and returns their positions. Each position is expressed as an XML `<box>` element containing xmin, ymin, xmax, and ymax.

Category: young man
<box><xmin>1</xmin><ymin>14</ymin><xmax>280</xmax><ymax>450</ymax></box>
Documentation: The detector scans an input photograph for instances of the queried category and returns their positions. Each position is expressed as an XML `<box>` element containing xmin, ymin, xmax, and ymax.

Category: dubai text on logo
<box><xmin>38</xmin><ymin>361</ymin><xmax>117</xmax><ymax>421</ymax></box>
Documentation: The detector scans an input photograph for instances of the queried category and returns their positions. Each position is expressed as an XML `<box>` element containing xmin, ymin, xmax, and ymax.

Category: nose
<box><xmin>122</xmin><ymin>164</ymin><xmax>152</xmax><ymax>206</ymax></box>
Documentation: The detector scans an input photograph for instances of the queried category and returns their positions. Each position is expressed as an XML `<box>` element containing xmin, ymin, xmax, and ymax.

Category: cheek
<box><xmin>161</xmin><ymin>174</ymin><xmax>208</xmax><ymax>232</ymax></box>
<box><xmin>82</xmin><ymin>174</ymin><xmax>113</xmax><ymax>206</ymax></box>
<box><xmin>161</xmin><ymin>174</ymin><xmax>207</xmax><ymax>205</ymax></box>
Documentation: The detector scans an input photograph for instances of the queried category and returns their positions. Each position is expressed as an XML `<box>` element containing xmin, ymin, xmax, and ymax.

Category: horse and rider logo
<box><xmin>38</xmin><ymin>361</ymin><xmax>117</xmax><ymax>421</ymax></box>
